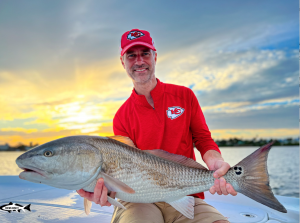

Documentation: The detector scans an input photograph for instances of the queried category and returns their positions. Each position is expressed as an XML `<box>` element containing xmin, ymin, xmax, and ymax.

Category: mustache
<box><xmin>132</xmin><ymin>65</ymin><xmax>149</xmax><ymax>70</ymax></box>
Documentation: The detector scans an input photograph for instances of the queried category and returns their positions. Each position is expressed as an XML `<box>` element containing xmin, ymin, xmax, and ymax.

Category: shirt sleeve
<box><xmin>113</xmin><ymin>113</ymin><xmax>130</xmax><ymax>137</ymax></box>
<box><xmin>189</xmin><ymin>89</ymin><xmax>221</xmax><ymax>158</ymax></box>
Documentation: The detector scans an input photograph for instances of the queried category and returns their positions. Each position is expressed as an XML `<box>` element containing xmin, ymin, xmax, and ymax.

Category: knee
<box><xmin>213</xmin><ymin>220</ymin><xmax>229</xmax><ymax>223</ymax></box>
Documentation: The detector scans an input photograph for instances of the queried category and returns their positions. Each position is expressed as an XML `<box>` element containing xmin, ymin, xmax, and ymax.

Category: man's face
<box><xmin>120</xmin><ymin>45</ymin><xmax>157</xmax><ymax>84</ymax></box>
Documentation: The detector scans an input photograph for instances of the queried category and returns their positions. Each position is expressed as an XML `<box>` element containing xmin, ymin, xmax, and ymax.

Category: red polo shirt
<box><xmin>113</xmin><ymin>78</ymin><xmax>220</xmax><ymax>199</ymax></box>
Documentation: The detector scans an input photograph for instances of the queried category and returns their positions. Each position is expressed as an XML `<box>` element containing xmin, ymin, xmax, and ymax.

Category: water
<box><xmin>0</xmin><ymin>151</ymin><xmax>25</xmax><ymax>175</ymax></box>
<box><xmin>1</xmin><ymin>146</ymin><xmax>299</xmax><ymax>198</ymax></box>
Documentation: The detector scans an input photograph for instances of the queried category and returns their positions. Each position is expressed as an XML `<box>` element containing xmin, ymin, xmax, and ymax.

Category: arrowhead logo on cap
<box><xmin>127</xmin><ymin>31</ymin><xmax>145</xmax><ymax>40</ymax></box>
<box><xmin>120</xmin><ymin>29</ymin><xmax>156</xmax><ymax>56</ymax></box>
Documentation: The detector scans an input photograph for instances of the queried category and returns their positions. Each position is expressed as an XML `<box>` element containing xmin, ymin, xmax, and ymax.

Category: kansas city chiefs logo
<box><xmin>127</xmin><ymin>31</ymin><xmax>145</xmax><ymax>40</ymax></box>
<box><xmin>166</xmin><ymin>106</ymin><xmax>185</xmax><ymax>120</ymax></box>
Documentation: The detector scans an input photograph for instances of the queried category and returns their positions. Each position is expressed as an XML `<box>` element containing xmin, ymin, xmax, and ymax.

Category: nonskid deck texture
<box><xmin>0</xmin><ymin>176</ymin><xmax>298</xmax><ymax>223</ymax></box>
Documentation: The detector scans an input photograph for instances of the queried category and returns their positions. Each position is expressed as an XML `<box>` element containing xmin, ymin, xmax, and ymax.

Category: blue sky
<box><xmin>0</xmin><ymin>0</ymin><xmax>298</xmax><ymax>145</ymax></box>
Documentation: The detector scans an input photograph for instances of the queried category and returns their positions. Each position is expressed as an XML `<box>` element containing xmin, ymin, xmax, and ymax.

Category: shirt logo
<box><xmin>127</xmin><ymin>31</ymin><xmax>145</xmax><ymax>40</ymax></box>
<box><xmin>166</xmin><ymin>106</ymin><xmax>185</xmax><ymax>120</ymax></box>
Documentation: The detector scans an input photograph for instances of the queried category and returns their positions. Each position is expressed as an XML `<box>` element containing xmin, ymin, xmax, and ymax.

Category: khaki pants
<box><xmin>110</xmin><ymin>198</ymin><xmax>228</xmax><ymax>223</ymax></box>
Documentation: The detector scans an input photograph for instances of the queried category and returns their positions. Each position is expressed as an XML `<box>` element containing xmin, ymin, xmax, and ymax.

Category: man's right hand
<box><xmin>77</xmin><ymin>178</ymin><xmax>117</xmax><ymax>207</ymax></box>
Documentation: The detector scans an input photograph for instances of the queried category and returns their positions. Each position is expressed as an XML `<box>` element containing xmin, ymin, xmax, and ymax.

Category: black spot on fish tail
<box><xmin>234</xmin><ymin>166</ymin><xmax>243</xmax><ymax>175</ymax></box>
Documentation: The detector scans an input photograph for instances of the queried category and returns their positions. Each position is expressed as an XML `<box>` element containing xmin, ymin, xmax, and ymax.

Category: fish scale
<box><xmin>97</xmin><ymin>141</ymin><xmax>216</xmax><ymax>203</ymax></box>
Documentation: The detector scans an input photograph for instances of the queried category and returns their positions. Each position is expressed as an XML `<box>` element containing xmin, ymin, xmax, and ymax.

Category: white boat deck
<box><xmin>0</xmin><ymin>176</ymin><xmax>298</xmax><ymax>223</ymax></box>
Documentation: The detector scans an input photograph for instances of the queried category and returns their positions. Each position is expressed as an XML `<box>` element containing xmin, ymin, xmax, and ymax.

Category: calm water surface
<box><xmin>1</xmin><ymin>146</ymin><xmax>299</xmax><ymax>198</ymax></box>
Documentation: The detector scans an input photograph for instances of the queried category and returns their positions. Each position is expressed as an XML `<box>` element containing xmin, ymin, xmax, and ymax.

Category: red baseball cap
<box><xmin>120</xmin><ymin>29</ymin><xmax>156</xmax><ymax>56</ymax></box>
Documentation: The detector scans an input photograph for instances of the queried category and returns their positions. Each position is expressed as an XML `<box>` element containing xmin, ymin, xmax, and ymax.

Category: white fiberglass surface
<box><xmin>1</xmin><ymin>177</ymin><xmax>299</xmax><ymax>223</ymax></box>
<box><xmin>0</xmin><ymin>176</ymin><xmax>114</xmax><ymax>222</ymax></box>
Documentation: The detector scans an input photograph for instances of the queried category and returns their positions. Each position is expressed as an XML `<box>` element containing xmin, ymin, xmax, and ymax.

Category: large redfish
<box><xmin>15</xmin><ymin>135</ymin><xmax>286</xmax><ymax>219</ymax></box>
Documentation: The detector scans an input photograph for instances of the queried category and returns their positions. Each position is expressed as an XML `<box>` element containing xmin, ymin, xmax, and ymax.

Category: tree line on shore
<box><xmin>0</xmin><ymin>137</ymin><xmax>299</xmax><ymax>151</ymax></box>
<box><xmin>215</xmin><ymin>137</ymin><xmax>299</xmax><ymax>147</ymax></box>
<box><xmin>0</xmin><ymin>142</ymin><xmax>38</xmax><ymax>151</ymax></box>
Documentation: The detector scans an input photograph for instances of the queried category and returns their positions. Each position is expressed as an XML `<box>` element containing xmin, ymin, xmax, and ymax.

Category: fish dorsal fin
<box><xmin>108</xmin><ymin>135</ymin><xmax>137</xmax><ymax>148</ymax></box>
<box><xmin>144</xmin><ymin>149</ymin><xmax>207</xmax><ymax>170</ymax></box>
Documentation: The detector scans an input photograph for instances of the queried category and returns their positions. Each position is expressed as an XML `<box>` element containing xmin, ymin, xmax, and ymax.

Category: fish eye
<box><xmin>44</xmin><ymin>151</ymin><xmax>53</xmax><ymax>157</ymax></box>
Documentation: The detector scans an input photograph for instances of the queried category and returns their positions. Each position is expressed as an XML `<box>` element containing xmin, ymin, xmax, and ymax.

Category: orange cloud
<box><xmin>211</xmin><ymin>128</ymin><xmax>299</xmax><ymax>140</ymax></box>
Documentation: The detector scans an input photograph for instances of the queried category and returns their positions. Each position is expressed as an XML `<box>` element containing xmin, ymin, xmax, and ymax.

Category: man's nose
<box><xmin>135</xmin><ymin>54</ymin><xmax>144</xmax><ymax>65</ymax></box>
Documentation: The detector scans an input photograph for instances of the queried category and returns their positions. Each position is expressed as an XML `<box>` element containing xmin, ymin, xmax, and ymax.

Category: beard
<box><xmin>128</xmin><ymin>65</ymin><xmax>155</xmax><ymax>84</ymax></box>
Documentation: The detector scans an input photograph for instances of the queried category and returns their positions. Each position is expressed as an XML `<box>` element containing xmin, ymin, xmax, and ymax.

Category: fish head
<box><xmin>16</xmin><ymin>136</ymin><xmax>103</xmax><ymax>189</ymax></box>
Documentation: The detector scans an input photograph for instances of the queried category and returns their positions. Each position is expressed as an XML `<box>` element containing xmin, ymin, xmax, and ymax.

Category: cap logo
<box><xmin>127</xmin><ymin>31</ymin><xmax>145</xmax><ymax>40</ymax></box>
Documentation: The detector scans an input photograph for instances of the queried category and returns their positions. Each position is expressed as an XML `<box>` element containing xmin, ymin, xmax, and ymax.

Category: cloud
<box><xmin>0</xmin><ymin>127</ymin><xmax>38</xmax><ymax>134</ymax></box>
<box><xmin>1</xmin><ymin>0</ymin><xmax>297</xmax><ymax>71</ymax></box>
<box><xmin>202</xmin><ymin>97</ymin><xmax>299</xmax><ymax>114</ymax></box>
<box><xmin>211</xmin><ymin>128</ymin><xmax>299</xmax><ymax>140</ymax></box>
<box><xmin>161</xmin><ymin>48</ymin><xmax>297</xmax><ymax>95</ymax></box>
<box><xmin>0</xmin><ymin>1</ymin><xmax>297</xmax><ymax>145</ymax></box>
<box><xmin>157</xmin><ymin>44</ymin><xmax>297</xmax><ymax>130</ymax></box>
<box><xmin>205</xmin><ymin>105</ymin><xmax>298</xmax><ymax>130</ymax></box>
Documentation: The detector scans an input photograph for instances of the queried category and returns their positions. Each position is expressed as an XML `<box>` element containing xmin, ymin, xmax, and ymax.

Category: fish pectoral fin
<box><xmin>107</xmin><ymin>197</ymin><xmax>126</xmax><ymax>209</ymax></box>
<box><xmin>144</xmin><ymin>150</ymin><xmax>207</xmax><ymax>170</ymax></box>
<box><xmin>167</xmin><ymin>196</ymin><xmax>195</xmax><ymax>219</ymax></box>
<box><xmin>101</xmin><ymin>172</ymin><xmax>135</xmax><ymax>194</ymax></box>
<box><xmin>84</xmin><ymin>198</ymin><xmax>92</xmax><ymax>215</ymax></box>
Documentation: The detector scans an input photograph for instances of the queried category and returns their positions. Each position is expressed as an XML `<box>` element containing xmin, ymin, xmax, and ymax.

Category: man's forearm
<box><xmin>203</xmin><ymin>150</ymin><xmax>224</xmax><ymax>170</ymax></box>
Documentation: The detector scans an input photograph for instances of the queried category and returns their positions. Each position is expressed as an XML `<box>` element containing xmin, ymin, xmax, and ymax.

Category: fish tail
<box><xmin>231</xmin><ymin>142</ymin><xmax>287</xmax><ymax>213</ymax></box>
<box><xmin>24</xmin><ymin>204</ymin><xmax>31</xmax><ymax>212</ymax></box>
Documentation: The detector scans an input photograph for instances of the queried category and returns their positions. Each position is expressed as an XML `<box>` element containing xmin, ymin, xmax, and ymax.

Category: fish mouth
<box><xmin>18</xmin><ymin>165</ymin><xmax>47</xmax><ymax>178</ymax></box>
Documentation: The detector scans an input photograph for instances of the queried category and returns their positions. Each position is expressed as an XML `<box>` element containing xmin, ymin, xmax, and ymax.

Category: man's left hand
<box><xmin>209</xmin><ymin>160</ymin><xmax>237</xmax><ymax>196</ymax></box>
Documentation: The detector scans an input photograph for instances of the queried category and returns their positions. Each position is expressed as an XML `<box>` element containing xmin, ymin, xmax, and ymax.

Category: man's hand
<box><xmin>209</xmin><ymin>160</ymin><xmax>237</xmax><ymax>196</ymax></box>
<box><xmin>76</xmin><ymin>178</ymin><xmax>117</xmax><ymax>207</ymax></box>
<box><xmin>203</xmin><ymin>150</ymin><xmax>237</xmax><ymax>196</ymax></box>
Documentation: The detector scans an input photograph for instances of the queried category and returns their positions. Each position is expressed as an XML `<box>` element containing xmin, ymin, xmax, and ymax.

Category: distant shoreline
<box><xmin>0</xmin><ymin>144</ymin><xmax>298</xmax><ymax>152</ymax></box>
<box><xmin>218</xmin><ymin>144</ymin><xmax>299</xmax><ymax>147</ymax></box>
<box><xmin>0</xmin><ymin>137</ymin><xmax>298</xmax><ymax>152</ymax></box>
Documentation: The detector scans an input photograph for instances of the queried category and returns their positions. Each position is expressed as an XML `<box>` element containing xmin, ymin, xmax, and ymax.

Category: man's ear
<box><xmin>120</xmin><ymin>55</ymin><xmax>125</xmax><ymax>69</ymax></box>
<box><xmin>154</xmin><ymin>52</ymin><xmax>157</xmax><ymax>64</ymax></box>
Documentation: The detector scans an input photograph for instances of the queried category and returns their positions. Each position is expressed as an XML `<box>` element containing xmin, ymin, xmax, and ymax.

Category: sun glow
<box><xmin>51</xmin><ymin>101</ymin><xmax>103</xmax><ymax>134</ymax></box>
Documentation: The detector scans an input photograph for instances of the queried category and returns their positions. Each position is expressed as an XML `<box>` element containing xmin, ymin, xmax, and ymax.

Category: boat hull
<box><xmin>0</xmin><ymin>176</ymin><xmax>298</xmax><ymax>223</ymax></box>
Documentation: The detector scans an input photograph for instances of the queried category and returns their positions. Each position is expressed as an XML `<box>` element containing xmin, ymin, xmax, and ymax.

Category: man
<box><xmin>77</xmin><ymin>29</ymin><xmax>237</xmax><ymax>223</ymax></box>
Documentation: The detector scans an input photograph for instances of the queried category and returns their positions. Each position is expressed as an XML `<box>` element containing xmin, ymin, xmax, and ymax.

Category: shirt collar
<box><xmin>131</xmin><ymin>78</ymin><xmax>164</xmax><ymax>107</ymax></box>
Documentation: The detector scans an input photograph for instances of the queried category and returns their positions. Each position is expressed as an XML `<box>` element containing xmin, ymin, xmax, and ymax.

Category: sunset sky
<box><xmin>0</xmin><ymin>1</ymin><xmax>298</xmax><ymax>146</ymax></box>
